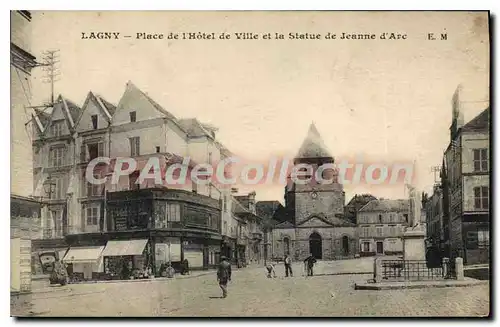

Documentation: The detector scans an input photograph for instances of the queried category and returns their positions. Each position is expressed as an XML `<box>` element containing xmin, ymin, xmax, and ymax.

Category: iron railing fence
<box><xmin>381</xmin><ymin>259</ymin><xmax>456</xmax><ymax>281</ymax></box>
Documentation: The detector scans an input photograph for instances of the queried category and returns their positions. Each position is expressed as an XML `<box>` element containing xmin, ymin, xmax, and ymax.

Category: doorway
<box><xmin>342</xmin><ymin>236</ymin><xmax>349</xmax><ymax>256</ymax></box>
<box><xmin>309</xmin><ymin>232</ymin><xmax>322</xmax><ymax>259</ymax></box>
<box><xmin>283</xmin><ymin>237</ymin><xmax>290</xmax><ymax>256</ymax></box>
<box><xmin>376</xmin><ymin>241</ymin><xmax>384</xmax><ymax>254</ymax></box>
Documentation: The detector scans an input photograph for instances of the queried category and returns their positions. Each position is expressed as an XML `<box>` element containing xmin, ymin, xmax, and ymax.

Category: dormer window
<box><xmin>51</xmin><ymin>121</ymin><xmax>64</xmax><ymax>137</ymax></box>
<box><xmin>91</xmin><ymin>115</ymin><xmax>98</xmax><ymax>129</ymax></box>
<box><xmin>130</xmin><ymin>111</ymin><xmax>136</xmax><ymax>122</ymax></box>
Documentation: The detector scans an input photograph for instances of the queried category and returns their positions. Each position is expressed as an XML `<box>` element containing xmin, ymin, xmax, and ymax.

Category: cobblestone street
<box><xmin>14</xmin><ymin>259</ymin><xmax>489</xmax><ymax>317</ymax></box>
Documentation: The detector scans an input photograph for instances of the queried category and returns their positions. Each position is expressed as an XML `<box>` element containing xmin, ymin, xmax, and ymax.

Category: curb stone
<box><xmin>354</xmin><ymin>279</ymin><xmax>488</xmax><ymax>290</ymax></box>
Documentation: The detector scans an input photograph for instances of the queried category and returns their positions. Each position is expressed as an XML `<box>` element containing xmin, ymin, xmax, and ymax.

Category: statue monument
<box><xmin>403</xmin><ymin>184</ymin><xmax>426</xmax><ymax>260</ymax></box>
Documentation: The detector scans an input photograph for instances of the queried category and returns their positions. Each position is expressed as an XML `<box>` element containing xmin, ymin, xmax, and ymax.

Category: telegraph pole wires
<box><xmin>24</xmin><ymin>49</ymin><xmax>61</xmax><ymax>128</ymax></box>
<box><xmin>431</xmin><ymin>166</ymin><xmax>441</xmax><ymax>185</ymax></box>
<box><xmin>40</xmin><ymin>49</ymin><xmax>60</xmax><ymax>106</ymax></box>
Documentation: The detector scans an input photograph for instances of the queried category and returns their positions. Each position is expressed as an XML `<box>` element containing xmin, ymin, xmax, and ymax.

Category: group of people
<box><xmin>265</xmin><ymin>253</ymin><xmax>317</xmax><ymax>278</ymax></box>
<box><xmin>159</xmin><ymin>259</ymin><xmax>190</xmax><ymax>278</ymax></box>
<box><xmin>216</xmin><ymin>253</ymin><xmax>318</xmax><ymax>298</ymax></box>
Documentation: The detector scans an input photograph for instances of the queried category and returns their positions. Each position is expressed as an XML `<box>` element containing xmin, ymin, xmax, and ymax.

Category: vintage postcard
<box><xmin>10</xmin><ymin>10</ymin><xmax>490</xmax><ymax>317</ymax></box>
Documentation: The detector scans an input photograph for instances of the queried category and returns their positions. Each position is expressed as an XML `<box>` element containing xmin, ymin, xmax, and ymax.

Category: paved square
<box><xmin>16</xmin><ymin>259</ymin><xmax>489</xmax><ymax>317</ymax></box>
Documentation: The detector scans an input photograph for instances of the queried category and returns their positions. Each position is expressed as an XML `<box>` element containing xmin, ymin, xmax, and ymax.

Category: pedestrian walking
<box><xmin>181</xmin><ymin>259</ymin><xmax>190</xmax><ymax>275</ymax></box>
<box><xmin>217</xmin><ymin>256</ymin><xmax>232</xmax><ymax>298</ymax></box>
<box><xmin>265</xmin><ymin>262</ymin><xmax>277</xmax><ymax>278</ymax></box>
<box><xmin>284</xmin><ymin>254</ymin><xmax>293</xmax><ymax>277</ymax></box>
<box><xmin>303</xmin><ymin>253</ymin><xmax>317</xmax><ymax>277</ymax></box>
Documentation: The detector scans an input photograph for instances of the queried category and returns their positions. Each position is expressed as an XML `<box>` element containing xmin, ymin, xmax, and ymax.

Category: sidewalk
<box><xmin>355</xmin><ymin>277</ymin><xmax>488</xmax><ymax>290</ymax></box>
<box><xmin>31</xmin><ymin>269</ymin><xmax>217</xmax><ymax>294</ymax></box>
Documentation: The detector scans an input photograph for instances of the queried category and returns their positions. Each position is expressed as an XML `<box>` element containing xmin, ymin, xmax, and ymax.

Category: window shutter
<box><xmin>81</xmin><ymin>204</ymin><xmax>86</xmax><ymax>231</ymax></box>
<box><xmin>80</xmin><ymin>145</ymin><xmax>87</xmax><ymax>162</ymax></box>
<box><xmin>87</xmin><ymin>182</ymin><xmax>92</xmax><ymax>197</ymax></box>
<box><xmin>481</xmin><ymin>158</ymin><xmax>488</xmax><ymax>171</ymax></box>
<box><xmin>135</xmin><ymin>137</ymin><xmax>140</xmax><ymax>156</ymax></box>
<box><xmin>482</xmin><ymin>187</ymin><xmax>489</xmax><ymax>209</ymax></box>
<box><xmin>98</xmin><ymin>142</ymin><xmax>104</xmax><ymax>157</ymax></box>
<box><xmin>481</xmin><ymin>149</ymin><xmax>487</xmax><ymax>160</ymax></box>
<box><xmin>86</xmin><ymin>207</ymin><xmax>91</xmax><ymax>225</ymax></box>
<box><xmin>98</xmin><ymin>205</ymin><xmax>103</xmax><ymax>230</ymax></box>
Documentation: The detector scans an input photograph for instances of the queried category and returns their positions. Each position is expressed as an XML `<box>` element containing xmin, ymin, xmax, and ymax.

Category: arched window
<box><xmin>342</xmin><ymin>235</ymin><xmax>349</xmax><ymax>256</ymax></box>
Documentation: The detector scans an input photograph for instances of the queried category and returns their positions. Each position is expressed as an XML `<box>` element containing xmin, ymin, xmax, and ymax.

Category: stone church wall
<box><xmin>294</xmin><ymin>189</ymin><xmax>344</xmax><ymax>225</ymax></box>
<box><xmin>294</xmin><ymin>227</ymin><xmax>358</xmax><ymax>260</ymax></box>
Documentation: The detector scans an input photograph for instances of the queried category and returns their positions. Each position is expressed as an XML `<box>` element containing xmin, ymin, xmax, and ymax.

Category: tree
<box><xmin>344</xmin><ymin>194</ymin><xmax>377</xmax><ymax>224</ymax></box>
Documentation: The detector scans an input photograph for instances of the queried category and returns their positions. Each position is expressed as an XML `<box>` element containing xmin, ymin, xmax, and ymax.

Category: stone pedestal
<box><xmin>455</xmin><ymin>257</ymin><xmax>464</xmax><ymax>281</ymax></box>
<box><xmin>403</xmin><ymin>228</ymin><xmax>426</xmax><ymax>261</ymax></box>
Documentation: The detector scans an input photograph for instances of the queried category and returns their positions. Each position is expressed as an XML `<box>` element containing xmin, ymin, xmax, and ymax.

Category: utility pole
<box><xmin>41</xmin><ymin>49</ymin><xmax>60</xmax><ymax>106</ymax></box>
<box><xmin>24</xmin><ymin>49</ymin><xmax>61</xmax><ymax>127</ymax></box>
<box><xmin>431</xmin><ymin>166</ymin><xmax>441</xmax><ymax>184</ymax></box>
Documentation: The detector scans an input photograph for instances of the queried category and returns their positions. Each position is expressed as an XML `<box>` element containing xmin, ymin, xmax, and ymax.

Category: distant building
<box><xmin>357</xmin><ymin>199</ymin><xmax>409</xmax><ymax>256</ymax></box>
<box><xmin>344</xmin><ymin>194</ymin><xmax>377</xmax><ymax>224</ymax></box>
<box><xmin>271</xmin><ymin>123</ymin><xmax>357</xmax><ymax>260</ymax></box>
<box><xmin>443</xmin><ymin>88</ymin><xmax>490</xmax><ymax>265</ymax></box>
<box><xmin>256</xmin><ymin>201</ymin><xmax>284</xmax><ymax>261</ymax></box>
<box><xmin>233</xmin><ymin>192</ymin><xmax>265</xmax><ymax>264</ymax></box>
<box><xmin>423</xmin><ymin>185</ymin><xmax>444</xmax><ymax>262</ymax></box>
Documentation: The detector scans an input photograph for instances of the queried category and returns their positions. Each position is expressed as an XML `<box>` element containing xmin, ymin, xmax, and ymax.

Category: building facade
<box><xmin>11</xmin><ymin>10</ymin><xmax>42</xmax><ymax>294</ymax></box>
<box><xmin>443</xmin><ymin>91</ymin><xmax>490</xmax><ymax>265</ymax></box>
<box><xmin>31</xmin><ymin>81</ymin><xmax>255</xmax><ymax>279</ymax></box>
<box><xmin>357</xmin><ymin>199</ymin><xmax>410</xmax><ymax>256</ymax></box>
<box><xmin>424</xmin><ymin>185</ymin><xmax>444</xmax><ymax>253</ymax></box>
<box><xmin>344</xmin><ymin>194</ymin><xmax>377</xmax><ymax>224</ymax></box>
<box><xmin>271</xmin><ymin>124</ymin><xmax>358</xmax><ymax>261</ymax></box>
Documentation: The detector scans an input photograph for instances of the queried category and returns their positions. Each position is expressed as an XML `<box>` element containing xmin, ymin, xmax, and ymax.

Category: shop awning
<box><xmin>102</xmin><ymin>239</ymin><xmax>148</xmax><ymax>257</ymax></box>
<box><xmin>62</xmin><ymin>246</ymin><xmax>104</xmax><ymax>263</ymax></box>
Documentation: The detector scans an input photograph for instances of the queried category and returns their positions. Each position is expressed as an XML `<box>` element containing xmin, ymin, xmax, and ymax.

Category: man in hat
<box><xmin>217</xmin><ymin>256</ymin><xmax>232</xmax><ymax>298</ymax></box>
<box><xmin>303</xmin><ymin>253</ymin><xmax>317</xmax><ymax>277</ymax></box>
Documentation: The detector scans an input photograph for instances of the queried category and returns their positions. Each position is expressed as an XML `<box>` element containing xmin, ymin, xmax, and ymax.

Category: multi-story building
<box><xmin>11</xmin><ymin>10</ymin><xmax>42</xmax><ymax>294</ymax></box>
<box><xmin>256</xmin><ymin>201</ymin><xmax>283</xmax><ymax>262</ymax></box>
<box><xmin>424</xmin><ymin>185</ymin><xmax>444</xmax><ymax>255</ymax></box>
<box><xmin>443</xmin><ymin>88</ymin><xmax>490</xmax><ymax>265</ymax></box>
<box><xmin>344</xmin><ymin>194</ymin><xmax>377</xmax><ymax>224</ymax></box>
<box><xmin>32</xmin><ymin>95</ymin><xmax>81</xmax><ymax>243</ymax></box>
<box><xmin>234</xmin><ymin>192</ymin><xmax>265</xmax><ymax>264</ymax></box>
<box><xmin>357</xmin><ymin>199</ymin><xmax>410</xmax><ymax>256</ymax></box>
<box><xmin>31</xmin><ymin>81</ymin><xmax>244</xmax><ymax>279</ymax></box>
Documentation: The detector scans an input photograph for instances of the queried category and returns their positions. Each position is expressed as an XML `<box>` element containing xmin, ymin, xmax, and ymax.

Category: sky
<box><xmin>28</xmin><ymin>11</ymin><xmax>489</xmax><ymax>203</ymax></box>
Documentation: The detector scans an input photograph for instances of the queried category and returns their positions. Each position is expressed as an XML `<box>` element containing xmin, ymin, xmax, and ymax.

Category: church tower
<box><xmin>285</xmin><ymin>123</ymin><xmax>345</xmax><ymax>226</ymax></box>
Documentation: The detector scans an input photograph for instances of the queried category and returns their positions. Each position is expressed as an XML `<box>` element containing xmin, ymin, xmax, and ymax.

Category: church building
<box><xmin>270</xmin><ymin>123</ymin><xmax>358</xmax><ymax>261</ymax></box>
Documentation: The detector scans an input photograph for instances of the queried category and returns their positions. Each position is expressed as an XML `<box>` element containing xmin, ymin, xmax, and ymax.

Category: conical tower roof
<box><xmin>295</xmin><ymin>123</ymin><xmax>332</xmax><ymax>159</ymax></box>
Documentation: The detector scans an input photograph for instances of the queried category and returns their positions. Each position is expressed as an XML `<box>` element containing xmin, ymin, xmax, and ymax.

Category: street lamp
<box><xmin>43</xmin><ymin>176</ymin><xmax>57</xmax><ymax>201</ymax></box>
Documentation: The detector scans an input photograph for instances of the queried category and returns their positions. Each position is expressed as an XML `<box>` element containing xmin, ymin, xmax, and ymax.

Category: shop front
<box><xmin>102</xmin><ymin>239</ymin><xmax>152</xmax><ymax>280</ymax></box>
<box><xmin>182</xmin><ymin>242</ymin><xmax>204</xmax><ymax>269</ymax></box>
<box><xmin>154</xmin><ymin>237</ymin><xmax>182</xmax><ymax>276</ymax></box>
<box><xmin>62</xmin><ymin>246</ymin><xmax>104</xmax><ymax>281</ymax></box>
